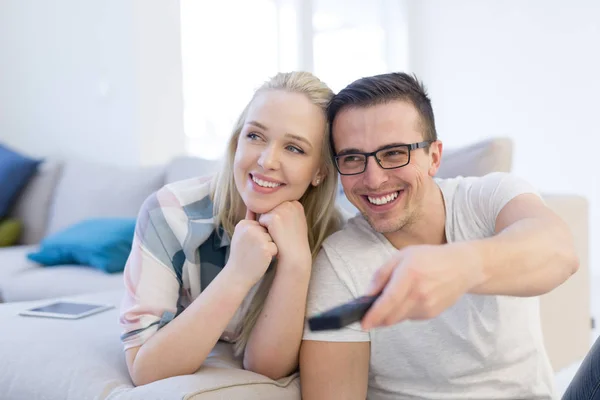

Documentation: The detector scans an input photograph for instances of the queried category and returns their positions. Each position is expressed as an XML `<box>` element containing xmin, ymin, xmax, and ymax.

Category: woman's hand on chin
<box><xmin>226</xmin><ymin>208</ymin><xmax>278</xmax><ymax>288</ymax></box>
<box><xmin>258</xmin><ymin>201</ymin><xmax>312</xmax><ymax>271</ymax></box>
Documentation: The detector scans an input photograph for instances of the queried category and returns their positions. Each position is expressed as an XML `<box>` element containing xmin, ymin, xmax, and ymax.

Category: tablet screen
<box><xmin>30</xmin><ymin>302</ymin><xmax>103</xmax><ymax>315</ymax></box>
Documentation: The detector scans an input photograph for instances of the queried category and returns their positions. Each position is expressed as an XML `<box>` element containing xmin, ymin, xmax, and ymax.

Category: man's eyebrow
<box><xmin>337</xmin><ymin>142</ymin><xmax>409</xmax><ymax>155</ymax></box>
<box><xmin>337</xmin><ymin>148</ymin><xmax>363</xmax><ymax>156</ymax></box>
<box><xmin>284</xmin><ymin>133</ymin><xmax>313</xmax><ymax>149</ymax></box>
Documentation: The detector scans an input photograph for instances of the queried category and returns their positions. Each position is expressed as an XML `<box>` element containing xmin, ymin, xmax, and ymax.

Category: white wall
<box><xmin>0</xmin><ymin>0</ymin><xmax>185</xmax><ymax>167</ymax></box>
<box><xmin>407</xmin><ymin>0</ymin><xmax>600</xmax><ymax>279</ymax></box>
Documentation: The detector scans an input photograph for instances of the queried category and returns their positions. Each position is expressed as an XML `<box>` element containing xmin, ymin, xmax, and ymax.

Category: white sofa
<box><xmin>0</xmin><ymin>155</ymin><xmax>220</xmax><ymax>302</ymax></box>
<box><xmin>0</xmin><ymin>137</ymin><xmax>592</xmax><ymax>399</ymax></box>
<box><xmin>0</xmin><ymin>290</ymin><xmax>301</xmax><ymax>400</ymax></box>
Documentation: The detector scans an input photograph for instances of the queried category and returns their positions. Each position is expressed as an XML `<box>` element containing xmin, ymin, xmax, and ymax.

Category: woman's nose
<box><xmin>257</xmin><ymin>145</ymin><xmax>280</xmax><ymax>170</ymax></box>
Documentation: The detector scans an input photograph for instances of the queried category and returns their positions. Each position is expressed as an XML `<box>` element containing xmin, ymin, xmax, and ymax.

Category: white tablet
<box><xmin>19</xmin><ymin>301</ymin><xmax>114</xmax><ymax>320</ymax></box>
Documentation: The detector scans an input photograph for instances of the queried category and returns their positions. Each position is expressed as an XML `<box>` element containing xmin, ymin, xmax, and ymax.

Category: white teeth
<box><xmin>252</xmin><ymin>175</ymin><xmax>282</xmax><ymax>188</ymax></box>
<box><xmin>367</xmin><ymin>191</ymin><xmax>399</xmax><ymax>205</ymax></box>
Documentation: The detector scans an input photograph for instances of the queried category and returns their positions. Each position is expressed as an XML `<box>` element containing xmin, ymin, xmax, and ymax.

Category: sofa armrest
<box><xmin>538</xmin><ymin>194</ymin><xmax>591</xmax><ymax>371</ymax></box>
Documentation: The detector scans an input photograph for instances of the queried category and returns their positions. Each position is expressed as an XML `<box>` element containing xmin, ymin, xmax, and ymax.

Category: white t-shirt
<box><xmin>303</xmin><ymin>172</ymin><xmax>557</xmax><ymax>400</ymax></box>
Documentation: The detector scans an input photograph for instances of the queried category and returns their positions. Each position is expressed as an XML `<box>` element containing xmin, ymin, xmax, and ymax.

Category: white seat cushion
<box><xmin>0</xmin><ymin>246</ymin><xmax>38</xmax><ymax>288</ymax></box>
<box><xmin>0</xmin><ymin>290</ymin><xmax>300</xmax><ymax>400</ymax></box>
<box><xmin>0</xmin><ymin>264</ymin><xmax>124</xmax><ymax>303</ymax></box>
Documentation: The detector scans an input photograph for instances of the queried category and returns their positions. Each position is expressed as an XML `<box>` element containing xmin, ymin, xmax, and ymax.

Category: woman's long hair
<box><xmin>210</xmin><ymin>71</ymin><xmax>343</xmax><ymax>356</ymax></box>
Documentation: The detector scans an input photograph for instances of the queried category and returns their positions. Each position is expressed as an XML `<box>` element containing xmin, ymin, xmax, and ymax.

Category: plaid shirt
<box><xmin>119</xmin><ymin>177</ymin><xmax>258</xmax><ymax>350</ymax></box>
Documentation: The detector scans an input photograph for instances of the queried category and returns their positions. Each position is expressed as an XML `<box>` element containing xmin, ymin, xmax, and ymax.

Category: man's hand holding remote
<box><xmin>307</xmin><ymin>295</ymin><xmax>380</xmax><ymax>331</ymax></box>
<box><xmin>360</xmin><ymin>243</ymin><xmax>485</xmax><ymax>330</ymax></box>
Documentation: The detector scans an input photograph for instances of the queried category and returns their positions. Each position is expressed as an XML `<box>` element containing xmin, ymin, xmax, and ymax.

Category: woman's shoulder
<box><xmin>149</xmin><ymin>175</ymin><xmax>216</xmax><ymax>221</ymax></box>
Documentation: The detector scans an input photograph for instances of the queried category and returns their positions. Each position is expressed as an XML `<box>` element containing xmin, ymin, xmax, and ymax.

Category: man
<box><xmin>300</xmin><ymin>72</ymin><xmax>579</xmax><ymax>399</ymax></box>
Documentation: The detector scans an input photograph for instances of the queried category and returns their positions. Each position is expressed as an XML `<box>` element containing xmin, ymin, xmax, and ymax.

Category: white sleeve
<box><xmin>303</xmin><ymin>246</ymin><xmax>370</xmax><ymax>342</ymax></box>
<box><xmin>467</xmin><ymin>172</ymin><xmax>542</xmax><ymax>233</ymax></box>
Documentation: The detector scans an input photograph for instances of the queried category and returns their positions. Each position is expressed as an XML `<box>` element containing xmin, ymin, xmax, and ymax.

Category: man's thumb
<box><xmin>365</xmin><ymin>258</ymin><xmax>396</xmax><ymax>296</ymax></box>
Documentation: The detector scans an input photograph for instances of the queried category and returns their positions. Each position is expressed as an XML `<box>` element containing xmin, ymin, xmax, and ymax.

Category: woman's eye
<box><xmin>246</xmin><ymin>132</ymin><xmax>261</xmax><ymax>141</ymax></box>
<box><xmin>286</xmin><ymin>145</ymin><xmax>304</xmax><ymax>154</ymax></box>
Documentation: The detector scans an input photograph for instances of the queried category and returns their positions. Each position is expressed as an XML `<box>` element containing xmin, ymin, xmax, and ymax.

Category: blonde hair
<box><xmin>210</xmin><ymin>71</ymin><xmax>343</xmax><ymax>356</ymax></box>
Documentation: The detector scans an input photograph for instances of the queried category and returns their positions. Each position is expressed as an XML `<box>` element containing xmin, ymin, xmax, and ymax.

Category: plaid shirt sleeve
<box><xmin>118</xmin><ymin>183</ymin><xmax>193</xmax><ymax>350</ymax></box>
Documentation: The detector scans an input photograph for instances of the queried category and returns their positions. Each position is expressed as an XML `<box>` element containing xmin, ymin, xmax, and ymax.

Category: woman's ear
<box><xmin>312</xmin><ymin>169</ymin><xmax>324</xmax><ymax>186</ymax></box>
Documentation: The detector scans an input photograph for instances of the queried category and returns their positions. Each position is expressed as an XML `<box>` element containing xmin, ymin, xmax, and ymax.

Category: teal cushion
<box><xmin>27</xmin><ymin>218</ymin><xmax>136</xmax><ymax>273</ymax></box>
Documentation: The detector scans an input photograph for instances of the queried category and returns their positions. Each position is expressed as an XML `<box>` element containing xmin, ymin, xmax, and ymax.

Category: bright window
<box><xmin>180</xmin><ymin>0</ymin><xmax>408</xmax><ymax>159</ymax></box>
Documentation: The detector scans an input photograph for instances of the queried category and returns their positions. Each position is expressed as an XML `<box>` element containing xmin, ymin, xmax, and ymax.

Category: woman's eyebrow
<box><xmin>246</xmin><ymin>120</ymin><xmax>268</xmax><ymax>130</ymax></box>
<box><xmin>246</xmin><ymin>121</ymin><xmax>313</xmax><ymax>150</ymax></box>
<box><xmin>284</xmin><ymin>133</ymin><xmax>313</xmax><ymax>149</ymax></box>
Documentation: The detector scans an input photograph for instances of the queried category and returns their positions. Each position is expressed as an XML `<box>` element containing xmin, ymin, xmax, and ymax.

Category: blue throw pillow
<box><xmin>27</xmin><ymin>218</ymin><xmax>136</xmax><ymax>273</ymax></box>
<box><xmin>0</xmin><ymin>144</ymin><xmax>42</xmax><ymax>219</ymax></box>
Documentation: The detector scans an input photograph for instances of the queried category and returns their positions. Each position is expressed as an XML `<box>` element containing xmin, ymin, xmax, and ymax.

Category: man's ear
<box><xmin>428</xmin><ymin>140</ymin><xmax>443</xmax><ymax>177</ymax></box>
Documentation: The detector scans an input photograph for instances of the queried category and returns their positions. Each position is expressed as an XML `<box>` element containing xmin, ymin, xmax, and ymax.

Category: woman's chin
<box><xmin>243</xmin><ymin>199</ymin><xmax>277</xmax><ymax>216</ymax></box>
<box><xmin>241</xmin><ymin>190</ymin><xmax>303</xmax><ymax>216</ymax></box>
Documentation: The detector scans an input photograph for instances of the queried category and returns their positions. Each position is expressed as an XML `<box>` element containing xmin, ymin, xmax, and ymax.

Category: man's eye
<box><xmin>382</xmin><ymin>149</ymin><xmax>408</xmax><ymax>159</ymax></box>
<box><xmin>342</xmin><ymin>155</ymin><xmax>363</xmax><ymax>163</ymax></box>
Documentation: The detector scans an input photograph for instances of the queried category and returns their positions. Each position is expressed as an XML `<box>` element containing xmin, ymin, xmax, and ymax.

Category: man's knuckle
<box><xmin>412</xmin><ymin>285</ymin><xmax>429</xmax><ymax>302</ymax></box>
<box><xmin>387</xmin><ymin>290</ymin><xmax>403</xmax><ymax>305</ymax></box>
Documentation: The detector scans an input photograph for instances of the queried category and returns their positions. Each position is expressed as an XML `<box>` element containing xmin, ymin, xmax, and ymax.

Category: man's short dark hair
<box><xmin>327</xmin><ymin>72</ymin><xmax>437</xmax><ymax>152</ymax></box>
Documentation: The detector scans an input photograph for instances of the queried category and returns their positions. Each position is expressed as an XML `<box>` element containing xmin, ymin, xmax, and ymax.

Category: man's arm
<box><xmin>361</xmin><ymin>180</ymin><xmax>580</xmax><ymax>329</ymax></box>
<box><xmin>469</xmin><ymin>192</ymin><xmax>579</xmax><ymax>296</ymax></box>
<box><xmin>301</xmin><ymin>246</ymin><xmax>372</xmax><ymax>397</ymax></box>
<box><xmin>300</xmin><ymin>341</ymin><xmax>370</xmax><ymax>400</ymax></box>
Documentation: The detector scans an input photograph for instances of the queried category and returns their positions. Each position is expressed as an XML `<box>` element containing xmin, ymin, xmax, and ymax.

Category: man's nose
<box><xmin>257</xmin><ymin>145</ymin><xmax>280</xmax><ymax>170</ymax></box>
<box><xmin>362</xmin><ymin>156</ymin><xmax>388</xmax><ymax>189</ymax></box>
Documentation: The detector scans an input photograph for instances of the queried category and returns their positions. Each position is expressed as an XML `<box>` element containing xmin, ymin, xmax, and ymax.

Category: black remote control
<box><xmin>307</xmin><ymin>294</ymin><xmax>380</xmax><ymax>331</ymax></box>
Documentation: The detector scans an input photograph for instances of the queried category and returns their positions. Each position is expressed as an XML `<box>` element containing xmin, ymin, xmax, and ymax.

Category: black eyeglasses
<box><xmin>334</xmin><ymin>141</ymin><xmax>432</xmax><ymax>176</ymax></box>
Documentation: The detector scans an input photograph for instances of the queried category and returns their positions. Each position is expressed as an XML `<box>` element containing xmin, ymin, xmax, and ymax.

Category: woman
<box><xmin>119</xmin><ymin>71</ymin><xmax>344</xmax><ymax>386</ymax></box>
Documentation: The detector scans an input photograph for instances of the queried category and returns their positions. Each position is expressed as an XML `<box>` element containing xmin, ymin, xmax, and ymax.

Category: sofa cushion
<box><xmin>0</xmin><ymin>218</ymin><xmax>22</xmax><ymax>247</ymax></box>
<box><xmin>0</xmin><ymin>245</ymin><xmax>39</xmax><ymax>291</ymax></box>
<box><xmin>165</xmin><ymin>156</ymin><xmax>221</xmax><ymax>184</ymax></box>
<box><xmin>0</xmin><ymin>144</ymin><xmax>41</xmax><ymax>219</ymax></box>
<box><xmin>0</xmin><ymin>266</ymin><xmax>124</xmax><ymax>302</ymax></box>
<box><xmin>47</xmin><ymin>159</ymin><xmax>165</xmax><ymax>235</ymax></box>
<box><xmin>27</xmin><ymin>218</ymin><xmax>136</xmax><ymax>273</ymax></box>
<box><xmin>0</xmin><ymin>290</ymin><xmax>301</xmax><ymax>400</ymax></box>
<box><xmin>436</xmin><ymin>137</ymin><xmax>513</xmax><ymax>179</ymax></box>
<box><xmin>9</xmin><ymin>160</ymin><xmax>63</xmax><ymax>245</ymax></box>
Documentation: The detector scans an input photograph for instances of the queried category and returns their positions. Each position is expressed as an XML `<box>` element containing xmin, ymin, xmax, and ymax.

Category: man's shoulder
<box><xmin>435</xmin><ymin>172</ymin><xmax>514</xmax><ymax>187</ymax></box>
<box><xmin>435</xmin><ymin>172</ymin><xmax>516</xmax><ymax>199</ymax></box>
